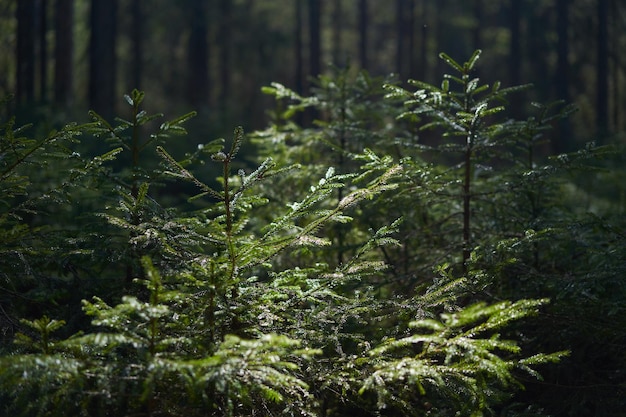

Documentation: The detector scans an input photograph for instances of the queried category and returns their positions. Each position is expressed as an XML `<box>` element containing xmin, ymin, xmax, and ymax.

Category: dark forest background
<box><xmin>4</xmin><ymin>0</ymin><xmax>625</xmax><ymax>152</ymax></box>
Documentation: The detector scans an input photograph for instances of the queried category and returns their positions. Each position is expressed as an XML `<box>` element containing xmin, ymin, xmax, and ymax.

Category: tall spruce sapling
<box><xmin>86</xmin><ymin>89</ymin><xmax>197</xmax><ymax>288</ymax></box>
<box><xmin>379</xmin><ymin>51</ymin><xmax>572</xmax><ymax>289</ymax></box>
<box><xmin>384</xmin><ymin>50</ymin><xmax>517</xmax><ymax>275</ymax></box>
<box><xmin>256</xmin><ymin>69</ymin><xmax>405</xmax><ymax>269</ymax></box>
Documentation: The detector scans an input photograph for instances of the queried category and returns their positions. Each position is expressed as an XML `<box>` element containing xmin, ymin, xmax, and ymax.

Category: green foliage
<box><xmin>1</xmin><ymin>51</ymin><xmax>624</xmax><ymax>417</ymax></box>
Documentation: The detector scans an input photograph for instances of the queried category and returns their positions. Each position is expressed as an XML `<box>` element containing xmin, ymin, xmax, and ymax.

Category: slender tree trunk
<box><xmin>407</xmin><ymin>0</ymin><xmax>416</xmax><ymax>79</ymax></box>
<box><xmin>418</xmin><ymin>0</ymin><xmax>428</xmax><ymax>82</ymax></box>
<box><xmin>89</xmin><ymin>0</ymin><xmax>118</xmax><ymax>120</ymax></box>
<box><xmin>54</xmin><ymin>0</ymin><xmax>73</xmax><ymax>107</ymax></box>
<box><xmin>509</xmin><ymin>0</ymin><xmax>522</xmax><ymax>116</ymax></box>
<box><xmin>294</xmin><ymin>0</ymin><xmax>305</xmax><ymax>126</ymax></box>
<box><xmin>37</xmin><ymin>0</ymin><xmax>48</xmax><ymax>102</ymax></box>
<box><xmin>358</xmin><ymin>0</ymin><xmax>368</xmax><ymax>70</ymax></box>
<box><xmin>307</xmin><ymin>0</ymin><xmax>321</xmax><ymax>123</ymax></box>
<box><xmin>218</xmin><ymin>0</ymin><xmax>231</xmax><ymax>105</ymax></box>
<box><xmin>308</xmin><ymin>0</ymin><xmax>321</xmax><ymax>79</ymax></box>
<box><xmin>186</xmin><ymin>0</ymin><xmax>209</xmax><ymax>109</ymax></box>
<box><xmin>295</xmin><ymin>0</ymin><xmax>304</xmax><ymax>94</ymax></box>
<box><xmin>16</xmin><ymin>0</ymin><xmax>36</xmax><ymax>105</ymax></box>
<box><xmin>331</xmin><ymin>0</ymin><xmax>342</xmax><ymax>65</ymax></box>
<box><xmin>396</xmin><ymin>0</ymin><xmax>406</xmax><ymax>80</ymax></box>
<box><xmin>596</xmin><ymin>0</ymin><xmax>609</xmax><ymax>140</ymax></box>
<box><xmin>611</xmin><ymin>0</ymin><xmax>621</xmax><ymax>132</ymax></box>
<box><xmin>131</xmin><ymin>0</ymin><xmax>143</xmax><ymax>90</ymax></box>
<box><xmin>554</xmin><ymin>0</ymin><xmax>571</xmax><ymax>153</ymax></box>
<box><xmin>472</xmin><ymin>0</ymin><xmax>482</xmax><ymax>51</ymax></box>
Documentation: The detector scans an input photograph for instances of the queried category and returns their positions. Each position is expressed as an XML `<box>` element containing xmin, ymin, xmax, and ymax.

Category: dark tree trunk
<box><xmin>610</xmin><ymin>0</ymin><xmax>621</xmax><ymax>132</ymax></box>
<box><xmin>218</xmin><ymin>0</ymin><xmax>231</xmax><ymax>105</ymax></box>
<box><xmin>407</xmin><ymin>0</ymin><xmax>416</xmax><ymax>79</ymax></box>
<box><xmin>89</xmin><ymin>0</ymin><xmax>118</xmax><ymax>120</ymax></box>
<box><xmin>131</xmin><ymin>0</ymin><xmax>142</xmax><ymax>90</ymax></box>
<box><xmin>186</xmin><ymin>0</ymin><xmax>209</xmax><ymax>109</ymax></box>
<box><xmin>308</xmin><ymin>0</ymin><xmax>321</xmax><ymax>79</ymax></box>
<box><xmin>554</xmin><ymin>0</ymin><xmax>571</xmax><ymax>153</ymax></box>
<box><xmin>306</xmin><ymin>0</ymin><xmax>321</xmax><ymax>123</ymax></box>
<box><xmin>472</xmin><ymin>0</ymin><xmax>482</xmax><ymax>51</ymax></box>
<box><xmin>54</xmin><ymin>0</ymin><xmax>73</xmax><ymax>107</ymax></box>
<box><xmin>295</xmin><ymin>0</ymin><xmax>304</xmax><ymax>94</ymax></box>
<box><xmin>417</xmin><ymin>0</ymin><xmax>428</xmax><ymax>82</ymax></box>
<box><xmin>331</xmin><ymin>0</ymin><xmax>342</xmax><ymax>65</ymax></box>
<box><xmin>16</xmin><ymin>0</ymin><xmax>36</xmax><ymax>105</ymax></box>
<box><xmin>509</xmin><ymin>0</ymin><xmax>522</xmax><ymax>116</ymax></box>
<box><xmin>358</xmin><ymin>0</ymin><xmax>368</xmax><ymax>70</ymax></box>
<box><xmin>596</xmin><ymin>0</ymin><xmax>609</xmax><ymax>140</ymax></box>
<box><xmin>37</xmin><ymin>0</ymin><xmax>48</xmax><ymax>102</ymax></box>
<box><xmin>527</xmin><ymin>7</ymin><xmax>550</xmax><ymax>99</ymax></box>
<box><xmin>396</xmin><ymin>0</ymin><xmax>407</xmax><ymax>80</ymax></box>
<box><xmin>395</xmin><ymin>0</ymin><xmax>415</xmax><ymax>81</ymax></box>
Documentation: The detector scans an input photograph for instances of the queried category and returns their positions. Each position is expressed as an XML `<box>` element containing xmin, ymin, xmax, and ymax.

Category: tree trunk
<box><xmin>308</xmin><ymin>0</ymin><xmax>321</xmax><ymax>79</ymax></box>
<box><xmin>396</xmin><ymin>0</ymin><xmax>407</xmax><ymax>80</ymax></box>
<box><xmin>596</xmin><ymin>0</ymin><xmax>609</xmax><ymax>140</ymax></box>
<box><xmin>89</xmin><ymin>0</ymin><xmax>118</xmax><ymax>120</ymax></box>
<box><xmin>218</xmin><ymin>0</ymin><xmax>231</xmax><ymax>105</ymax></box>
<box><xmin>54</xmin><ymin>0</ymin><xmax>73</xmax><ymax>107</ymax></box>
<box><xmin>554</xmin><ymin>0</ymin><xmax>571</xmax><ymax>153</ymax></box>
<box><xmin>472</xmin><ymin>0</ymin><xmax>482</xmax><ymax>52</ymax></box>
<box><xmin>131</xmin><ymin>0</ymin><xmax>143</xmax><ymax>90</ymax></box>
<box><xmin>295</xmin><ymin>0</ymin><xmax>304</xmax><ymax>94</ymax></box>
<box><xmin>358</xmin><ymin>0</ymin><xmax>368</xmax><ymax>70</ymax></box>
<box><xmin>186</xmin><ymin>0</ymin><xmax>209</xmax><ymax>109</ymax></box>
<box><xmin>16</xmin><ymin>0</ymin><xmax>36</xmax><ymax>105</ymax></box>
<box><xmin>331</xmin><ymin>0</ymin><xmax>342</xmax><ymax>65</ymax></box>
<box><xmin>407</xmin><ymin>0</ymin><xmax>416</xmax><ymax>79</ymax></box>
<box><xmin>610</xmin><ymin>0</ymin><xmax>621</xmax><ymax>132</ymax></box>
<box><xmin>307</xmin><ymin>0</ymin><xmax>321</xmax><ymax>123</ymax></box>
<box><xmin>418</xmin><ymin>0</ymin><xmax>428</xmax><ymax>82</ymax></box>
<box><xmin>37</xmin><ymin>0</ymin><xmax>48</xmax><ymax>102</ymax></box>
<box><xmin>509</xmin><ymin>0</ymin><xmax>522</xmax><ymax>116</ymax></box>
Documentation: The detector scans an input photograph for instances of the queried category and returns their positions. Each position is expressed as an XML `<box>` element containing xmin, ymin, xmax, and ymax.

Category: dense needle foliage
<box><xmin>1</xmin><ymin>52</ymin><xmax>624</xmax><ymax>417</ymax></box>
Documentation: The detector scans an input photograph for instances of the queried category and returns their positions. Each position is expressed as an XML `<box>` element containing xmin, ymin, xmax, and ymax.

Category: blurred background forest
<box><xmin>3</xmin><ymin>0</ymin><xmax>626</xmax><ymax>153</ymax></box>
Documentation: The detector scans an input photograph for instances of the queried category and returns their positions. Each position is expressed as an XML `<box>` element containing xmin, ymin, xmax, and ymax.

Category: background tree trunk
<box><xmin>295</xmin><ymin>0</ymin><xmax>304</xmax><ymax>95</ymax></box>
<box><xmin>407</xmin><ymin>0</ymin><xmax>416</xmax><ymax>79</ymax></box>
<box><xmin>331</xmin><ymin>0</ymin><xmax>342</xmax><ymax>65</ymax></box>
<box><xmin>395</xmin><ymin>0</ymin><xmax>407</xmax><ymax>81</ymax></box>
<box><xmin>89</xmin><ymin>0</ymin><xmax>118</xmax><ymax>120</ymax></box>
<box><xmin>610</xmin><ymin>0</ymin><xmax>621</xmax><ymax>132</ymax></box>
<box><xmin>131</xmin><ymin>0</ymin><xmax>143</xmax><ymax>91</ymax></box>
<box><xmin>417</xmin><ymin>0</ymin><xmax>428</xmax><ymax>82</ymax></box>
<box><xmin>307</xmin><ymin>0</ymin><xmax>321</xmax><ymax>123</ymax></box>
<box><xmin>472</xmin><ymin>0</ymin><xmax>482</xmax><ymax>51</ymax></box>
<box><xmin>554</xmin><ymin>0</ymin><xmax>571</xmax><ymax>153</ymax></box>
<box><xmin>596</xmin><ymin>0</ymin><xmax>609</xmax><ymax>140</ymax></box>
<box><xmin>509</xmin><ymin>0</ymin><xmax>522</xmax><ymax>116</ymax></box>
<box><xmin>186</xmin><ymin>0</ymin><xmax>209</xmax><ymax>109</ymax></box>
<box><xmin>37</xmin><ymin>0</ymin><xmax>48</xmax><ymax>102</ymax></box>
<box><xmin>16</xmin><ymin>0</ymin><xmax>36</xmax><ymax>106</ymax></box>
<box><xmin>358</xmin><ymin>0</ymin><xmax>368</xmax><ymax>70</ymax></box>
<box><xmin>218</xmin><ymin>0</ymin><xmax>231</xmax><ymax>105</ymax></box>
<box><xmin>54</xmin><ymin>0</ymin><xmax>73</xmax><ymax>108</ymax></box>
<box><xmin>308</xmin><ymin>0</ymin><xmax>321</xmax><ymax>80</ymax></box>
